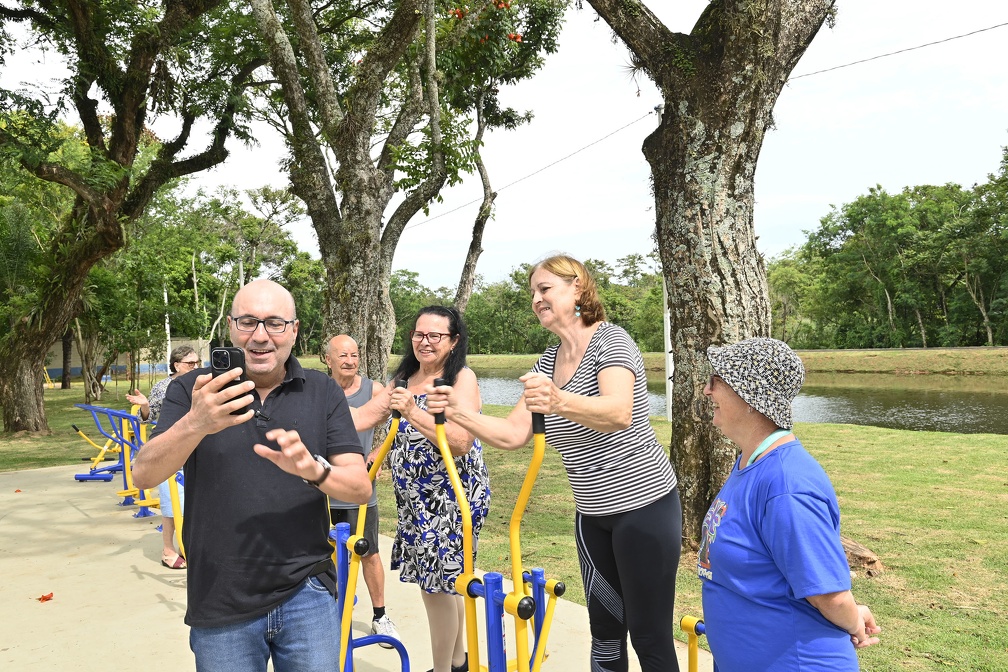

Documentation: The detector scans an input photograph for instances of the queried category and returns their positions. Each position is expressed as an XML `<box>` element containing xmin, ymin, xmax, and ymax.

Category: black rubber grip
<box><xmin>392</xmin><ymin>378</ymin><xmax>407</xmax><ymax>419</ymax></box>
<box><xmin>532</xmin><ymin>412</ymin><xmax>545</xmax><ymax>434</ymax></box>
<box><xmin>433</xmin><ymin>377</ymin><xmax>446</xmax><ymax>425</ymax></box>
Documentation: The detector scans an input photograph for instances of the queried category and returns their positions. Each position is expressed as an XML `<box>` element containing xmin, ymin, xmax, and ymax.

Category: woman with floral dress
<box><xmin>386</xmin><ymin>305</ymin><xmax>489</xmax><ymax>672</ymax></box>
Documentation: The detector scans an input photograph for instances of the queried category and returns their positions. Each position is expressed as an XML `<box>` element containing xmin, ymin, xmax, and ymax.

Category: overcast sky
<box><xmin>7</xmin><ymin>1</ymin><xmax>1008</xmax><ymax>290</ymax></box>
<box><xmin>386</xmin><ymin>0</ymin><xmax>1006</xmax><ymax>290</ymax></box>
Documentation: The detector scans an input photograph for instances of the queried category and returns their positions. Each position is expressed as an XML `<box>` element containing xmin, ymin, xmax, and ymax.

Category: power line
<box><xmin>404</xmin><ymin>110</ymin><xmax>657</xmax><ymax>229</ymax></box>
<box><xmin>790</xmin><ymin>21</ymin><xmax>1008</xmax><ymax>80</ymax></box>
<box><xmin>407</xmin><ymin>20</ymin><xmax>1007</xmax><ymax>230</ymax></box>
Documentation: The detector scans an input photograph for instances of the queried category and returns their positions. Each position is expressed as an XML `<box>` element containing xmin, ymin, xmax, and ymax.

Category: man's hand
<box><xmin>187</xmin><ymin>370</ymin><xmax>255</xmax><ymax>435</ymax></box>
<box><xmin>253</xmin><ymin>428</ymin><xmax>321</xmax><ymax>482</ymax></box>
<box><xmin>133</xmin><ymin>371</ymin><xmax>253</xmax><ymax>490</ymax></box>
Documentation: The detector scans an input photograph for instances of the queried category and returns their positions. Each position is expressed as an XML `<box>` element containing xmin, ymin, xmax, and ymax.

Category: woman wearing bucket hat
<box><xmin>427</xmin><ymin>254</ymin><xmax>682</xmax><ymax>672</ymax></box>
<box><xmin>698</xmin><ymin>337</ymin><xmax>881</xmax><ymax>671</ymax></box>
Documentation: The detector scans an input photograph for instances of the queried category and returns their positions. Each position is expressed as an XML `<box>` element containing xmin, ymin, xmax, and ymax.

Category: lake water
<box><xmin>476</xmin><ymin>373</ymin><xmax>1008</xmax><ymax>435</ymax></box>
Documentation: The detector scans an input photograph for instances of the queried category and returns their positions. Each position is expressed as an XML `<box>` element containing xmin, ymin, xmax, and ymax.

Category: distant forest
<box><xmin>7</xmin><ymin>143</ymin><xmax>1004</xmax><ymax>392</ymax></box>
<box><xmin>768</xmin><ymin>146</ymin><xmax>1008</xmax><ymax>349</ymax></box>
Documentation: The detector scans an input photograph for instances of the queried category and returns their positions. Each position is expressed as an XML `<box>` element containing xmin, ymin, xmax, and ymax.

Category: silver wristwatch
<box><xmin>303</xmin><ymin>454</ymin><xmax>332</xmax><ymax>488</ymax></box>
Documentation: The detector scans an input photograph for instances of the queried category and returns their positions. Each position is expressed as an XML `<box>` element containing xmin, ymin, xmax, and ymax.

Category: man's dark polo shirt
<box><xmin>151</xmin><ymin>357</ymin><xmax>362</xmax><ymax>627</ymax></box>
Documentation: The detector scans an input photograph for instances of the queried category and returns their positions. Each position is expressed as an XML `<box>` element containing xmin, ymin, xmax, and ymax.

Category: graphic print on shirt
<box><xmin>697</xmin><ymin>497</ymin><xmax>727</xmax><ymax>580</ymax></box>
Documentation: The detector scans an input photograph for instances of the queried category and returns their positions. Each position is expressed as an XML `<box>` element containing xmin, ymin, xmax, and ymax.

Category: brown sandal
<box><xmin>161</xmin><ymin>552</ymin><xmax>187</xmax><ymax>570</ymax></box>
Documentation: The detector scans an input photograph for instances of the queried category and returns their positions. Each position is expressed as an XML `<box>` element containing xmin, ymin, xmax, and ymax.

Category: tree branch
<box><xmin>381</xmin><ymin>0</ymin><xmax>447</xmax><ymax>248</ymax></box>
<box><xmin>25</xmin><ymin>160</ymin><xmax>106</xmax><ymax>207</ymax></box>
<box><xmin>376</xmin><ymin>58</ymin><xmax>424</xmax><ymax>177</ymax></box>
<box><xmin>121</xmin><ymin>58</ymin><xmax>264</xmax><ymax>221</ymax></box>
<box><xmin>249</xmin><ymin>0</ymin><xmax>342</xmax><ymax>226</ymax></box>
<box><xmin>288</xmin><ymin>0</ymin><xmax>345</xmax><ymax>140</ymax></box>
<box><xmin>585</xmin><ymin>0</ymin><xmax>687</xmax><ymax>88</ymax></box>
<box><xmin>336</xmin><ymin>0</ymin><xmax>422</xmax><ymax>158</ymax></box>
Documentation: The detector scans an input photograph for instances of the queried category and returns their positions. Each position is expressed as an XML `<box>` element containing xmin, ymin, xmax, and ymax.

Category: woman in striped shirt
<box><xmin>427</xmin><ymin>254</ymin><xmax>682</xmax><ymax>672</ymax></box>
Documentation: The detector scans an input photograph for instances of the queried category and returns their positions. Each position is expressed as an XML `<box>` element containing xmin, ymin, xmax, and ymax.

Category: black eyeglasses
<box><xmin>177</xmin><ymin>360</ymin><xmax>201</xmax><ymax>368</ymax></box>
<box><xmin>230</xmin><ymin>315</ymin><xmax>296</xmax><ymax>334</ymax></box>
<box><xmin>707</xmin><ymin>374</ymin><xmax>721</xmax><ymax>389</ymax></box>
<box><xmin>410</xmin><ymin>330</ymin><xmax>451</xmax><ymax>344</ymax></box>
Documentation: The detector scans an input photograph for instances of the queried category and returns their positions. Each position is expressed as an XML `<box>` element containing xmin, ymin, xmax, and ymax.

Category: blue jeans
<box><xmin>189</xmin><ymin>575</ymin><xmax>340</xmax><ymax>672</ymax></box>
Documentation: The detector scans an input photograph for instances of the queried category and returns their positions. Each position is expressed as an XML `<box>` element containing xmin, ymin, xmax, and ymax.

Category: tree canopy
<box><xmin>769</xmin><ymin>146</ymin><xmax>1008</xmax><ymax>349</ymax></box>
<box><xmin>0</xmin><ymin>0</ymin><xmax>266</xmax><ymax>431</ymax></box>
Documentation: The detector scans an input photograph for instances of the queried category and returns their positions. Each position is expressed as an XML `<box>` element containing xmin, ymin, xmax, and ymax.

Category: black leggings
<box><xmin>575</xmin><ymin>488</ymin><xmax>682</xmax><ymax>672</ymax></box>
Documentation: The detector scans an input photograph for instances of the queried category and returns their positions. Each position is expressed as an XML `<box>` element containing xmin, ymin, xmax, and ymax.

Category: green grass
<box><xmin>373</xmin><ymin>413</ymin><xmax>1008</xmax><ymax>671</ymax></box>
<box><xmin>9</xmin><ymin>358</ymin><xmax>1008</xmax><ymax>670</ymax></box>
<box><xmin>795</xmin><ymin>347</ymin><xmax>1008</xmax><ymax>377</ymax></box>
<box><xmin>464</xmin><ymin>348</ymin><xmax>1008</xmax><ymax>376</ymax></box>
<box><xmin>305</xmin><ymin>348</ymin><xmax>1008</xmax><ymax>379</ymax></box>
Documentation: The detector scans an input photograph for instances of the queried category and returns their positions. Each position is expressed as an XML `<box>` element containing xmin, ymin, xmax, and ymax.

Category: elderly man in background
<box><xmin>325</xmin><ymin>334</ymin><xmax>401</xmax><ymax>647</ymax></box>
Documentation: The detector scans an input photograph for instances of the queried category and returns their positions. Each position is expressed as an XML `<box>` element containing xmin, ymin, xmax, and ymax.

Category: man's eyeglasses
<box><xmin>230</xmin><ymin>315</ymin><xmax>296</xmax><ymax>334</ymax></box>
<box><xmin>410</xmin><ymin>330</ymin><xmax>451</xmax><ymax>344</ymax></box>
<box><xmin>177</xmin><ymin>360</ymin><xmax>200</xmax><ymax>368</ymax></box>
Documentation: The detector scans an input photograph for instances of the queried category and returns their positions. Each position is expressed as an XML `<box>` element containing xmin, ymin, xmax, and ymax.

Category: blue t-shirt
<box><xmin>698</xmin><ymin>439</ymin><xmax>857</xmax><ymax>672</ymax></box>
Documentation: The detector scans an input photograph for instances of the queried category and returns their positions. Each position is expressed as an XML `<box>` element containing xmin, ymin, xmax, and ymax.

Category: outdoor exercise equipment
<box><xmin>680</xmin><ymin>615</ymin><xmax>718</xmax><ymax>672</ymax></box>
<box><xmin>72</xmin><ymin>423</ymin><xmax>121</xmax><ymax>482</ymax></box>
<box><xmin>427</xmin><ymin>378</ymin><xmax>484</xmax><ymax>672</ymax></box>
<box><xmin>334</xmin><ymin>379</ymin><xmax>410</xmax><ymax>672</ymax></box>
<box><xmin>493</xmin><ymin>411</ymin><xmax>565</xmax><ymax>672</ymax></box>
<box><xmin>167</xmin><ymin>469</ymin><xmax>186</xmax><ymax>559</ymax></box>
<box><xmin>459</xmin><ymin>407</ymin><xmax>564</xmax><ymax>672</ymax></box>
<box><xmin>333</xmin><ymin>378</ymin><xmax>565</xmax><ymax>672</ymax></box>
<box><xmin>73</xmin><ymin>404</ymin><xmax>158</xmax><ymax>517</ymax></box>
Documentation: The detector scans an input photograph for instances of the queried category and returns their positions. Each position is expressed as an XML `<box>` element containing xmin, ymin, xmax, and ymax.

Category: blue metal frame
<box><xmin>73</xmin><ymin>404</ymin><xmax>157</xmax><ymax>517</ymax></box>
<box><xmin>331</xmin><ymin>522</ymin><xmax>411</xmax><ymax>672</ymax></box>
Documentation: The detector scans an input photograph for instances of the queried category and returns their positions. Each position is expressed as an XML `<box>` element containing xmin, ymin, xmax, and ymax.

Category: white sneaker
<box><xmin>371</xmin><ymin>614</ymin><xmax>400</xmax><ymax>649</ymax></box>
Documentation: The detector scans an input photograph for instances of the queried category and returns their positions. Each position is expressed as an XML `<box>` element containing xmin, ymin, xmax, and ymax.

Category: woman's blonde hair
<box><xmin>528</xmin><ymin>254</ymin><xmax>606</xmax><ymax>325</ymax></box>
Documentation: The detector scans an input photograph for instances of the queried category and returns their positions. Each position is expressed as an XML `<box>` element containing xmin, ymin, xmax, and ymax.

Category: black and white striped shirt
<box><xmin>532</xmin><ymin>322</ymin><xmax>677</xmax><ymax>516</ymax></box>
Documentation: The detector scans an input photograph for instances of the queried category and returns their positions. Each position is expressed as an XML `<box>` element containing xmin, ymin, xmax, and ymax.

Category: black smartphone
<box><xmin>210</xmin><ymin>346</ymin><xmax>250</xmax><ymax>415</ymax></box>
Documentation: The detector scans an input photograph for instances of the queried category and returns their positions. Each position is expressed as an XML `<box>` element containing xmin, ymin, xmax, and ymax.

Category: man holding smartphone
<box><xmin>133</xmin><ymin>279</ymin><xmax>371</xmax><ymax>672</ymax></box>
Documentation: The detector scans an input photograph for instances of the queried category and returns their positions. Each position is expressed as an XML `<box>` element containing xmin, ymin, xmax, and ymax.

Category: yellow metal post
<box><xmin>338</xmin><ymin>393</ymin><xmax>402</xmax><ymax>672</ymax></box>
<box><xmin>433</xmin><ymin>411</ymin><xmax>481</xmax><ymax>672</ymax></box>
<box><xmin>679</xmin><ymin>615</ymin><xmax>705</xmax><ymax>672</ymax></box>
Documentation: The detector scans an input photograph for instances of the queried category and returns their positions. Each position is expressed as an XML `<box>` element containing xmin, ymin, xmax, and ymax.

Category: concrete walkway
<box><xmin>0</xmin><ymin>465</ymin><xmax>712</xmax><ymax>671</ymax></box>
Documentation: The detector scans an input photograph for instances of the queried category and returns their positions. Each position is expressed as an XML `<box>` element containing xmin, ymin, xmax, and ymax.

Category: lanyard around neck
<box><xmin>746</xmin><ymin>429</ymin><xmax>791</xmax><ymax>467</ymax></box>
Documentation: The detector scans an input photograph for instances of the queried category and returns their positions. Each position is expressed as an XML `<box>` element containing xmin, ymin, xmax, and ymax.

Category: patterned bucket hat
<box><xmin>706</xmin><ymin>337</ymin><xmax>805</xmax><ymax>430</ymax></box>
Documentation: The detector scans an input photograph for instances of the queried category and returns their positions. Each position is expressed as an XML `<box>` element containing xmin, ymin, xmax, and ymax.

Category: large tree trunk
<box><xmin>323</xmin><ymin>188</ymin><xmax>397</xmax><ymax>381</ymax></box>
<box><xmin>0</xmin><ymin>354</ymin><xmax>48</xmax><ymax>434</ymax></box>
<box><xmin>587</xmin><ymin>0</ymin><xmax>835</xmax><ymax>545</ymax></box>
<box><xmin>0</xmin><ymin>208</ymin><xmax>118</xmax><ymax>430</ymax></box>
<box><xmin>647</xmin><ymin>111</ymin><xmax>771</xmax><ymax>546</ymax></box>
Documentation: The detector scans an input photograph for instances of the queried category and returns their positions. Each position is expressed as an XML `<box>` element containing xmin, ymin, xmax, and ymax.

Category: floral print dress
<box><xmin>388</xmin><ymin>394</ymin><xmax>491</xmax><ymax>594</ymax></box>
